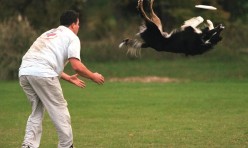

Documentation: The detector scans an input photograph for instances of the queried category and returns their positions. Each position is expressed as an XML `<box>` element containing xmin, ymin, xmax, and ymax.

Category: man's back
<box><xmin>19</xmin><ymin>26</ymin><xmax>80</xmax><ymax>77</ymax></box>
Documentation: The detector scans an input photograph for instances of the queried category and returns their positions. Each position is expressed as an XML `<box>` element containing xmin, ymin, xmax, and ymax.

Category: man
<box><xmin>19</xmin><ymin>10</ymin><xmax>104</xmax><ymax>148</ymax></box>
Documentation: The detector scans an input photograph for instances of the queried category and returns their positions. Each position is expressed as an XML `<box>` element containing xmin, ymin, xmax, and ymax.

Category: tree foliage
<box><xmin>0</xmin><ymin>17</ymin><xmax>37</xmax><ymax>80</ymax></box>
<box><xmin>0</xmin><ymin>0</ymin><xmax>247</xmax><ymax>80</ymax></box>
<box><xmin>218</xmin><ymin>0</ymin><xmax>248</xmax><ymax>22</ymax></box>
<box><xmin>0</xmin><ymin>0</ymin><xmax>247</xmax><ymax>30</ymax></box>
<box><xmin>0</xmin><ymin>0</ymin><xmax>247</xmax><ymax>36</ymax></box>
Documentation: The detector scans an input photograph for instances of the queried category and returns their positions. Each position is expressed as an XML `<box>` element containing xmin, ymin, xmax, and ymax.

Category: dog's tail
<box><xmin>119</xmin><ymin>39</ymin><xmax>143</xmax><ymax>56</ymax></box>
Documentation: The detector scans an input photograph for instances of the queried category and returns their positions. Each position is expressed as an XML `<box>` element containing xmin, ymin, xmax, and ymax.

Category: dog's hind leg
<box><xmin>137</xmin><ymin>0</ymin><xmax>152</xmax><ymax>22</ymax></box>
<box><xmin>149</xmin><ymin>0</ymin><xmax>163</xmax><ymax>32</ymax></box>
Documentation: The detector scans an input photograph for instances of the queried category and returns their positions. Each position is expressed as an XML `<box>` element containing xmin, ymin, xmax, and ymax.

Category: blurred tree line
<box><xmin>0</xmin><ymin>0</ymin><xmax>248</xmax><ymax>80</ymax></box>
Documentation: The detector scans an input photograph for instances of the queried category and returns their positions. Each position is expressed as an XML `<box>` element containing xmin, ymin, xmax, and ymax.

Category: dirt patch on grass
<box><xmin>108</xmin><ymin>76</ymin><xmax>184</xmax><ymax>83</ymax></box>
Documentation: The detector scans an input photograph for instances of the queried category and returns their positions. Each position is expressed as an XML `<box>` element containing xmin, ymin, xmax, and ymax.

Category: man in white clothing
<box><xmin>19</xmin><ymin>10</ymin><xmax>104</xmax><ymax>148</ymax></box>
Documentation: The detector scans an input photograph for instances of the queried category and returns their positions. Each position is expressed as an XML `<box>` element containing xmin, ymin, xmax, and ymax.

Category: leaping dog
<box><xmin>119</xmin><ymin>0</ymin><xmax>225</xmax><ymax>56</ymax></box>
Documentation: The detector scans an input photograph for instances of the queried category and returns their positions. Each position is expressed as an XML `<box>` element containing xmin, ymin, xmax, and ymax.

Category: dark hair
<box><xmin>60</xmin><ymin>10</ymin><xmax>79</xmax><ymax>26</ymax></box>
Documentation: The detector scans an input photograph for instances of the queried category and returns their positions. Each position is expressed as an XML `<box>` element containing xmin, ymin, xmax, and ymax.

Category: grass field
<box><xmin>1</xmin><ymin>54</ymin><xmax>248</xmax><ymax>147</ymax></box>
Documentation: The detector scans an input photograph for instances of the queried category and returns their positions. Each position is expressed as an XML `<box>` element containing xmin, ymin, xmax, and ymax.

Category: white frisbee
<box><xmin>195</xmin><ymin>5</ymin><xmax>217</xmax><ymax>10</ymax></box>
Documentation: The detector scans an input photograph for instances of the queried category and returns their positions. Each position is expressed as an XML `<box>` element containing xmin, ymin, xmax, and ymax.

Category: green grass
<box><xmin>0</xmin><ymin>80</ymin><xmax>248</xmax><ymax>147</ymax></box>
<box><xmin>1</xmin><ymin>52</ymin><xmax>248</xmax><ymax>147</ymax></box>
<box><xmin>80</xmin><ymin>50</ymin><xmax>248</xmax><ymax>82</ymax></box>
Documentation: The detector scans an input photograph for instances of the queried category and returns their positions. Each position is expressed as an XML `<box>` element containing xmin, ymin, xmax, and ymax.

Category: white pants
<box><xmin>19</xmin><ymin>76</ymin><xmax>73</xmax><ymax>148</ymax></box>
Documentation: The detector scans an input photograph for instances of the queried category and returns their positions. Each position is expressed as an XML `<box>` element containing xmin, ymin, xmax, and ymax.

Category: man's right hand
<box><xmin>69</xmin><ymin>58</ymin><xmax>105</xmax><ymax>85</ymax></box>
<box><xmin>92</xmin><ymin>72</ymin><xmax>104</xmax><ymax>85</ymax></box>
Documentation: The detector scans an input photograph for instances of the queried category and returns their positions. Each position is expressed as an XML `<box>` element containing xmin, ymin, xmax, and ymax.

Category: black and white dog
<box><xmin>119</xmin><ymin>0</ymin><xmax>225</xmax><ymax>56</ymax></box>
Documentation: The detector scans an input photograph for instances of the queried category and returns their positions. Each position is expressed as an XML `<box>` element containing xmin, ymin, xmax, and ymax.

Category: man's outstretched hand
<box><xmin>92</xmin><ymin>72</ymin><xmax>104</xmax><ymax>85</ymax></box>
<box><xmin>69</xmin><ymin>74</ymin><xmax>86</xmax><ymax>88</ymax></box>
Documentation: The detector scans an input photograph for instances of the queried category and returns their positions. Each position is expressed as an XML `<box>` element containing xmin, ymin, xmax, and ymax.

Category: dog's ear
<box><xmin>206</xmin><ymin>20</ymin><xmax>214</xmax><ymax>30</ymax></box>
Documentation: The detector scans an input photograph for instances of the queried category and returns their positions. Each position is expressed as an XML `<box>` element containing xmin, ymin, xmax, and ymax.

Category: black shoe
<box><xmin>22</xmin><ymin>144</ymin><xmax>30</xmax><ymax>148</ymax></box>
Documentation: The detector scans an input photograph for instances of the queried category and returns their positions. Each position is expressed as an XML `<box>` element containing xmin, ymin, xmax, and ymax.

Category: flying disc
<box><xmin>195</xmin><ymin>5</ymin><xmax>217</xmax><ymax>10</ymax></box>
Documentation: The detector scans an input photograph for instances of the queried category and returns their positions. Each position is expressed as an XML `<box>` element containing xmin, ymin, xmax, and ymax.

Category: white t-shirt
<box><xmin>19</xmin><ymin>26</ymin><xmax>81</xmax><ymax>77</ymax></box>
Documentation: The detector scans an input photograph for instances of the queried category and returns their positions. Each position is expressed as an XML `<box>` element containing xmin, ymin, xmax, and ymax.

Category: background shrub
<box><xmin>0</xmin><ymin>0</ymin><xmax>248</xmax><ymax>80</ymax></box>
<box><xmin>0</xmin><ymin>16</ymin><xmax>37</xmax><ymax>80</ymax></box>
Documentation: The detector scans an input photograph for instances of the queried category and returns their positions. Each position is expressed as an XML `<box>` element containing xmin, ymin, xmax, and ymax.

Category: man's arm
<box><xmin>69</xmin><ymin>58</ymin><xmax>104</xmax><ymax>85</ymax></box>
